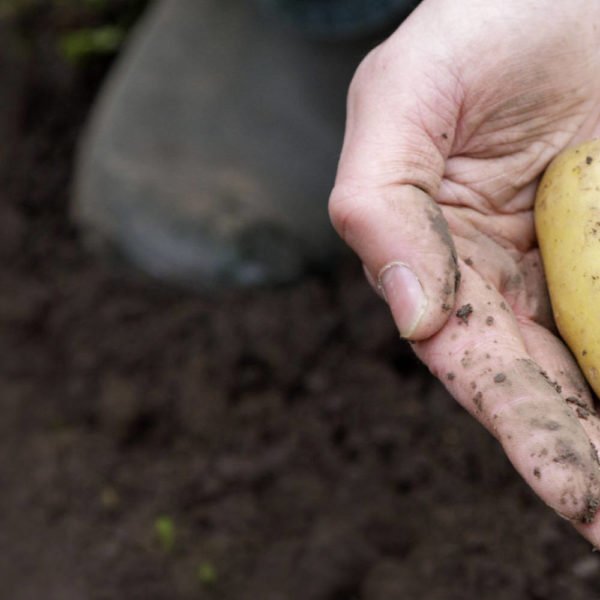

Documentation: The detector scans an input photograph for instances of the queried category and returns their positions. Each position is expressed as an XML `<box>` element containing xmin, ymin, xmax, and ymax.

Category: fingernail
<box><xmin>378</xmin><ymin>262</ymin><xmax>427</xmax><ymax>337</ymax></box>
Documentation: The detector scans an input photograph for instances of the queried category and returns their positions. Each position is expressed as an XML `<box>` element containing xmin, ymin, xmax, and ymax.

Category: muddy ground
<box><xmin>1</xmin><ymin>2</ymin><xmax>600</xmax><ymax>599</ymax></box>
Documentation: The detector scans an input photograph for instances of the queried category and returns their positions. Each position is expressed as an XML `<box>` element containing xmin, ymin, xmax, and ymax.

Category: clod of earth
<box><xmin>456</xmin><ymin>303</ymin><xmax>473</xmax><ymax>324</ymax></box>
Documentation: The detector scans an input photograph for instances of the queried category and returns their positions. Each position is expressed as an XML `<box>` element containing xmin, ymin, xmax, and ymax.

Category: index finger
<box><xmin>414</xmin><ymin>260</ymin><xmax>600</xmax><ymax>527</ymax></box>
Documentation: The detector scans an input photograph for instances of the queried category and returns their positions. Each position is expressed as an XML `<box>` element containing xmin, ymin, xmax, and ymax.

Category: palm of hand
<box><xmin>415</xmin><ymin>43</ymin><xmax>600</xmax><ymax>541</ymax></box>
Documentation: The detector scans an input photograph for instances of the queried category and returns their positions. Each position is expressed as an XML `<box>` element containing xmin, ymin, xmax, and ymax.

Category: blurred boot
<box><xmin>257</xmin><ymin>0</ymin><xmax>420</xmax><ymax>38</ymax></box>
<box><xmin>72</xmin><ymin>0</ymin><xmax>400</xmax><ymax>288</ymax></box>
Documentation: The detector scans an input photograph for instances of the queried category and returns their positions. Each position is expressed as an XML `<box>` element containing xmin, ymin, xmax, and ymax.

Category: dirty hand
<box><xmin>329</xmin><ymin>0</ymin><xmax>600</xmax><ymax>543</ymax></box>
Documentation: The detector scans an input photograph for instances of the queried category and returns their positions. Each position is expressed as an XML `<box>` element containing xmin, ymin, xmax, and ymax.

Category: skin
<box><xmin>329</xmin><ymin>0</ymin><xmax>600</xmax><ymax>544</ymax></box>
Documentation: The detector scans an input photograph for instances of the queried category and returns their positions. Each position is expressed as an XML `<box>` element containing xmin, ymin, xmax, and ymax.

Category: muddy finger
<box><xmin>415</xmin><ymin>263</ymin><xmax>600</xmax><ymax>526</ymax></box>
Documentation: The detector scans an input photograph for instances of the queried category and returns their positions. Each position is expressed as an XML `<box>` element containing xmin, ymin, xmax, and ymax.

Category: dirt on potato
<box><xmin>1</xmin><ymin>4</ymin><xmax>600</xmax><ymax>599</ymax></box>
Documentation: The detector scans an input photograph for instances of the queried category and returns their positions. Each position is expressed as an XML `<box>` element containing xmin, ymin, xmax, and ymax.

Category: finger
<box><xmin>517</xmin><ymin>318</ymin><xmax>600</xmax><ymax>544</ymax></box>
<box><xmin>518</xmin><ymin>319</ymin><xmax>595</xmax><ymax>413</ymax></box>
<box><xmin>415</xmin><ymin>262</ymin><xmax>600</xmax><ymax>526</ymax></box>
<box><xmin>329</xmin><ymin>38</ymin><xmax>461</xmax><ymax>340</ymax></box>
<box><xmin>440</xmin><ymin>210</ymin><xmax>554</xmax><ymax>330</ymax></box>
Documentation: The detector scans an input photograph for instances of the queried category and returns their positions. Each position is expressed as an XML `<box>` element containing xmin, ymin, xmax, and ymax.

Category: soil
<box><xmin>1</xmin><ymin>3</ymin><xmax>600</xmax><ymax>599</ymax></box>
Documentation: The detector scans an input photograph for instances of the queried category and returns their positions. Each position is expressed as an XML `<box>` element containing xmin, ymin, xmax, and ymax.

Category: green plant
<box><xmin>59</xmin><ymin>24</ymin><xmax>125</xmax><ymax>63</ymax></box>
<box><xmin>197</xmin><ymin>561</ymin><xmax>218</xmax><ymax>587</ymax></box>
<box><xmin>154</xmin><ymin>515</ymin><xmax>176</xmax><ymax>553</ymax></box>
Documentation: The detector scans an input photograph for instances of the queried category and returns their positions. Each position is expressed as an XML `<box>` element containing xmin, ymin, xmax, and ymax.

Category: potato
<box><xmin>535</xmin><ymin>139</ymin><xmax>600</xmax><ymax>397</ymax></box>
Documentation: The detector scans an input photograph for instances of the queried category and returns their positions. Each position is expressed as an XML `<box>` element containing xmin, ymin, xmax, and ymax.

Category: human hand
<box><xmin>329</xmin><ymin>0</ymin><xmax>600</xmax><ymax>543</ymax></box>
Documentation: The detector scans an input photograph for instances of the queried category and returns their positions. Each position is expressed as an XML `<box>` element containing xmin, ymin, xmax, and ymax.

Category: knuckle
<box><xmin>348</xmin><ymin>43</ymin><xmax>388</xmax><ymax>102</ymax></box>
<box><xmin>328</xmin><ymin>185</ymin><xmax>369</xmax><ymax>246</ymax></box>
<box><xmin>347</xmin><ymin>57</ymin><xmax>369</xmax><ymax>101</ymax></box>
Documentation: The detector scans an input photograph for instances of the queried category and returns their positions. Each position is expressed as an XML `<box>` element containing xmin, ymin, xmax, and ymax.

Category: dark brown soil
<box><xmin>1</xmin><ymin>3</ymin><xmax>600</xmax><ymax>599</ymax></box>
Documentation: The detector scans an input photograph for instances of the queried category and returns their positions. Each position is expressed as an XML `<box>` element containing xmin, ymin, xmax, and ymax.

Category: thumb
<box><xmin>329</xmin><ymin>38</ymin><xmax>461</xmax><ymax>340</ymax></box>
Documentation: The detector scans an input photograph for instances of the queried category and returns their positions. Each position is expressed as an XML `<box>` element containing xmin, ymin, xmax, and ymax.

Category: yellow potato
<box><xmin>535</xmin><ymin>139</ymin><xmax>600</xmax><ymax>397</ymax></box>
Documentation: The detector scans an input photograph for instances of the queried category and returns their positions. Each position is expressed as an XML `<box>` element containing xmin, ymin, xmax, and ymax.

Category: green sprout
<box><xmin>59</xmin><ymin>25</ymin><xmax>125</xmax><ymax>63</ymax></box>
<box><xmin>197</xmin><ymin>561</ymin><xmax>218</xmax><ymax>587</ymax></box>
<box><xmin>154</xmin><ymin>515</ymin><xmax>176</xmax><ymax>553</ymax></box>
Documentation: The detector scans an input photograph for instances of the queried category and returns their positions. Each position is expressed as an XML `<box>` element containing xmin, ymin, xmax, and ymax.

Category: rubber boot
<box><xmin>73</xmin><ymin>0</ymin><xmax>383</xmax><ymax>288</ymax></box>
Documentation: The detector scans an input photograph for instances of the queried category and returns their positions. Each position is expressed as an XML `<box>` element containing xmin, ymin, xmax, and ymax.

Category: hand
<box><xmin>330</xmin><ymin>0</ymin><xmax>600</xmax><ymax>544</ymax></box>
